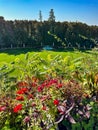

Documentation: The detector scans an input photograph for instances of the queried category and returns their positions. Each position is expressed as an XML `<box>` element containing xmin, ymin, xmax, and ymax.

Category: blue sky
<box><xmin>0</xmin><ymin>0</ymin><xmax>98</xmax><ymax>25</ymax></box>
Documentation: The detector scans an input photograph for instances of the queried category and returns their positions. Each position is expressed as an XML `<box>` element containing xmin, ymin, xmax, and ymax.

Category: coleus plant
<box><xmin>55</xmin><ymin>98</ymin><xmax>92</xmax><ymax>124</ymax></box>
<box><xmin>55</xmin><ymin>80</ymin><xmax>92</xmax><ymax>125</ymax></box>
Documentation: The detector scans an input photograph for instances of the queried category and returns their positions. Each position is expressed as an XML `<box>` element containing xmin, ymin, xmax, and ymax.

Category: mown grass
<box><xmin>0</xmin><ymin>48</ymin><xmax>98</xmax><ymax>64</ymax></box>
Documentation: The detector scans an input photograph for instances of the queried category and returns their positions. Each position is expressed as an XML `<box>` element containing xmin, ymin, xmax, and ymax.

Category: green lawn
<box><xmin>0</xmin><ymin>48</ymin><xmax>98</xmax><ymax>64</ymax></box>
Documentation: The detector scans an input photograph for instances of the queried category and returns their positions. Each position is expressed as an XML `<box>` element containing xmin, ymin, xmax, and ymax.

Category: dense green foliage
<box><xmin>0</xmin><ymin>15</ymin><xmax>98</xmax><ymax>49</ymax></box>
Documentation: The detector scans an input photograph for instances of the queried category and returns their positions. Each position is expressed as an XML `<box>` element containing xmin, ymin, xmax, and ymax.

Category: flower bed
<box><xmin>0</xmin><ymin>75</ymin><xmax>98</xmax><ymax>130</ymax></box>
<box><xmin>0</xmin><ymin>53</ymin><xmax>98</xmax><ymax>129</ymax></box>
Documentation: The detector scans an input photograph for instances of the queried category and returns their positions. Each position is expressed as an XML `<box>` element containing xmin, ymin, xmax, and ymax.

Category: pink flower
<box><xmin>0</xmin><ymin>106</ymin><xmax>6</xmax><ymax>112</ymax></box>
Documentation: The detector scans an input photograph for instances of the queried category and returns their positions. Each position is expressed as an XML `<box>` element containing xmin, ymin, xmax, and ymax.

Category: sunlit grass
<box><xmin>0</xmin><ymin>48</ymin><xmax>98</xmax><ymax>65</ymax></box>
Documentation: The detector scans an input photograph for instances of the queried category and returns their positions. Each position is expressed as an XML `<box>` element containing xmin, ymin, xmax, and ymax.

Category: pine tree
<box><xmin>39</xmin><ymin>10</ymin><xmax>42</xmax><ymax>22</ymax></box>
<box><xmin>48</xmin><ymin>9</ymin><xmax>55</xmax><ymax>22</ymax></box>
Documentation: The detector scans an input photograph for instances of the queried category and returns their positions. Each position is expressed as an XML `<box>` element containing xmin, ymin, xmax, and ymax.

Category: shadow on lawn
<box><xmin>0</xmin><ymin>47</ymin><xmax>95</xmax><ymax>55</ymax></box>
<box><xmin>0</xmin><ymin>48</ymin><xmax>41</xmax><ymax>55</ymax></box>
<box><xmin>0</xmin><ymin>47</ymin><xmax>75</xmax><ymax>55</ymax></box>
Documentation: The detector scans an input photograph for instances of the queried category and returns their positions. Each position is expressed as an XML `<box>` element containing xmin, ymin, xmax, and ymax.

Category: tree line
<box><xmin>0</xmin><ymin>9</ymin><xmax>98</xmax><ymax>49</ymax></box>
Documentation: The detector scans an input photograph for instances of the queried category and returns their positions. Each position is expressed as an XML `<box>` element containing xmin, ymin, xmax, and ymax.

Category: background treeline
<box><xmin>0</xmin><ymin>15</ymin><xmax>98</xmax><ymax>49</ymax></box>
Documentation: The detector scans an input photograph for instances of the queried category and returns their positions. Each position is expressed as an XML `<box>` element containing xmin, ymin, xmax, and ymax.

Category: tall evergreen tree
<box><xmin>48</xmin><ymin>9</ymin><xmax>55</xmax><ymax>22</ymax></box>
<box><xmin>39</xmin><ymin>10</ymin><xmax>42</xmax><ymax>22</ymax></box>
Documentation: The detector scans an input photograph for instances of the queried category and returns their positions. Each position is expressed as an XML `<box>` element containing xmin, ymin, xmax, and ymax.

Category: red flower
<box><xmin>16</xmin><ymin>89</ymin><xmax>24</xmax><ymax>94</ymax></box>
<box><xmin>38</xmin><ymin>86</ymin><xmax>43</xmax><ymax>92</ymax></box>
<box><xmin>53</xmin><ymin>99</ymin><xmax>59</xmax><ymax>106</ymax></box>
<box><xmin>50</xmin><ymin>79</ymin><xmax>58</xmax><ymax>84</ymax></box>
<box><xmin>22</xmin><ymin>88</ymin><xmax>28</xmax><ymax>92</ymax></box>
<box><xmin>13</xmin><ymin>104</ymin><xmax>22</xmax><ymax>113</ymax></box>
<box><xmin>57</xmin><ymin>84</ymin><xmax>63</xmax><ymax>88</ymax></box>
<box><xmin>16</xmin><ymin>88</ymin><xmax>28</xmax><ymax>94</ymax></box>
<box><xmin>16</xmin><ymin>96</ymin><xmax>24</xmax><ymax>101</ymax></box>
